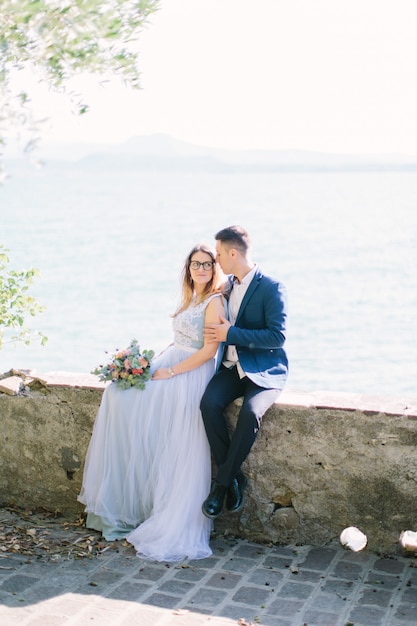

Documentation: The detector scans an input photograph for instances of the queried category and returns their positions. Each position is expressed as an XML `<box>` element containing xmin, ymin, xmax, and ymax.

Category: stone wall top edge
<box><xmin>46</xmin><ymin>374</ymin><xmax>417</xmax><ymax>417</ymax></box>
<box><xmin>1</xmin><ymin>370</ymin><xmax>416</xmax><ymax>417</ymax></box>
<box><xmin>38</xmin><ymin>372</ymin><xmax>107</xmax><ymax>390</ymax></box>
<box><xmin>278</xmin><ymin>389</ymin><xmax>417</xmax><ymax>418</ymax></box>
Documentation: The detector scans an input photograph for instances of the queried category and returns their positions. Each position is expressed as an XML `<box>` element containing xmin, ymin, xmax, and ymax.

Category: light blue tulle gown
<box><xmin>78</xmin><ymin>294</ymin><xmax>222</xmax><ymax>562</ymax></box>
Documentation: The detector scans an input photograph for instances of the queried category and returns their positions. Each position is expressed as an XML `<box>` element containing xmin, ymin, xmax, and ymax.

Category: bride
<box><xmin>78</xmin><ymin>244</ymin><xmax>226</xmax><ymax>562</ymax></box>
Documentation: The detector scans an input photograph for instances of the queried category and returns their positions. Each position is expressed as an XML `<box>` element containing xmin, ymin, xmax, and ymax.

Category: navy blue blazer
<box><xmin>223</xmin><ymin>267</ymin><xmax>288</xmax><ymax>390</ymax></box>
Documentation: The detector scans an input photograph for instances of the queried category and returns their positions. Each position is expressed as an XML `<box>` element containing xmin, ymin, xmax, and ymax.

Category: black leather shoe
<box><xmin>202</xmin><ymin>481</ymin><xmax>227</xmax><ymax>519</ymax></box>
<box><xmin>226</xmin><ymin>473</ymin><xmax>248</xmax><ymax>513</ymax></box>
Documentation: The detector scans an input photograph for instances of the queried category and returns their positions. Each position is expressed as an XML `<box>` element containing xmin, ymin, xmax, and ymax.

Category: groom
<box><xmin>200</xmin><ymin>225</ymin><xmax>288</xmax><ymax>519</ymax></box>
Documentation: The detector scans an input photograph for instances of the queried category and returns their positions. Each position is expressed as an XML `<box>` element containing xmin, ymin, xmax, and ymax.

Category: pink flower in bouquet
<box><xmin>139</xmin><ymin>357</ymin><xmax>148</xmax><ymax>368</ymax></box>
<box><xmin>124</xmin><ymin>359</ymin><xmax>131</xmax><ymax>370</ymax></box>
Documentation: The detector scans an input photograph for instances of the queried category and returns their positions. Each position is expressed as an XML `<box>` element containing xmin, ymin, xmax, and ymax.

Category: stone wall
<box><xmin>1</xmin><ymin>371</ymin><xmax>416</xmax><ymax>553</ymax></box>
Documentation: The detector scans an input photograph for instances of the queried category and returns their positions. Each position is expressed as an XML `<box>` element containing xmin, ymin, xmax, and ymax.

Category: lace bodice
<box><xmin>172</xmin><ymin>294</ymin><xmax>222</xmax><ymax>349</ymax></box>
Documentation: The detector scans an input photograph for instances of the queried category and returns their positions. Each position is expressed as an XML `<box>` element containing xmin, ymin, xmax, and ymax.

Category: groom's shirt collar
<box><xmin>232</xmin><ymin>264</ymin><xmax>257</xmax><ymax>287</ymax></box>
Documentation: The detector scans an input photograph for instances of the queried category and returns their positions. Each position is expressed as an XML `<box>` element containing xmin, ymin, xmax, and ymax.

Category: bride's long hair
<box><xmin>173</xmin><ymin>244</ymin><xmax>225</xmax><ymax>316</ymax></box>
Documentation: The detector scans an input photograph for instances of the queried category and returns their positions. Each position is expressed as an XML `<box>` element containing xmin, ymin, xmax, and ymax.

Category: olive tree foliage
<box><xmin>0</xmin><ymin>0</ymin><xmax>159</xmax><ymax>349</ymax></box>
<box><xmin>0</xmin><ymin>246</ymin><xmax>48</xmax><ymax>349</ymax></box>
<box><xmin>0</xmin><ymin>0</ymin><xmax>159</xmax><ymax>159</ymax></box>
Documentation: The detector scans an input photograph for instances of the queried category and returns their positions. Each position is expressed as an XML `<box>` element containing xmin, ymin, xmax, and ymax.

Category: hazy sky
<box><xmin>31</xmin><ymin>0</ymin><xmax>417</xmax><ymax>154</ymax></box>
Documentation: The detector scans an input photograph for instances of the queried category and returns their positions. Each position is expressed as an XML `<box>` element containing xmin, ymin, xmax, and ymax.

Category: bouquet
<box><xmin>92</xmin><ymin>339</ymin><xmax>154</xmax><ymax>390</ymax></box>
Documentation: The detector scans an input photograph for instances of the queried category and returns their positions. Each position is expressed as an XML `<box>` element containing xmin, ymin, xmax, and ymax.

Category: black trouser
<box><xmin>200</xmin><ymin>365</ymin><xmax>280</xmax><ymax>487</ymax></box>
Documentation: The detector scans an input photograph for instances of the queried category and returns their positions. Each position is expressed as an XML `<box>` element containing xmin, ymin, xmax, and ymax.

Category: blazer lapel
<box><xmin>235</xmin><ymin>268</ymin><xmax>262</xmax><ymax>325</ymax></box>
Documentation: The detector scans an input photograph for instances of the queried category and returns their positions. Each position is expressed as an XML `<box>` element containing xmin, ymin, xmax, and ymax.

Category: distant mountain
<box><xmin>78</xmin><ymin>134</ymin><xmax>417</xmax><ymax>172</ymax></box>
<box><xmin>12</xmin><ymin>133</ymin><xmax>417</xmax><ymax>173</ymax></box>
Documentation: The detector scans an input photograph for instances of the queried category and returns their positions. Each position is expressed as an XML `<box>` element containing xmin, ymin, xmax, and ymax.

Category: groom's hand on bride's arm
<box><xmin>204</xmin><ymin>316</ymin><xmax>231</xmax><ymax>343</ymax></box>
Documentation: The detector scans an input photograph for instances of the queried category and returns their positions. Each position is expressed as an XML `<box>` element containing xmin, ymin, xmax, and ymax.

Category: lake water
<box><xmin>1</xmin><ymin>161</ymin><xmax>417</xmax><ymax>398</ymax></box>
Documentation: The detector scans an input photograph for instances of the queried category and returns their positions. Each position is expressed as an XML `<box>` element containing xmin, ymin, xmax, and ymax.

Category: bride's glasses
<box><xmin>190</xmin><ymin>261</ymin><xmax>214</xmax><ymax>271</ymax></box>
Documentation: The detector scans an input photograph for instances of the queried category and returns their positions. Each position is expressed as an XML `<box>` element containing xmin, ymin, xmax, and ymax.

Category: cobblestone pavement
<box><xmin>1</xmin><ymin>509</ymin><xmax>417</xmax><ymax>626</ymax></box>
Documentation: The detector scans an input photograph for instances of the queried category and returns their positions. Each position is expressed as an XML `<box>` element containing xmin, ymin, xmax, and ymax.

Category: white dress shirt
<box><xmin>223</xmin><ymin>265</ymin><xmax>257</xmax><ymax>377</ymax></box>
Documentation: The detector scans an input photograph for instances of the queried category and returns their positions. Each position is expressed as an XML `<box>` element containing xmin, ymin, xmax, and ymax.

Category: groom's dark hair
<box><xmin>215</xmin><ymin>225</ymin><xmax>251</xmax><ymax>255</ymax></box>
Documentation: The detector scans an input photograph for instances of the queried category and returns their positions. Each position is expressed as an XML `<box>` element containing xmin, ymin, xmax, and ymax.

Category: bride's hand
<box><xmin>151</xmin><ymin>368</ymin><xmax>172</xmax><ymax>380</ymax></box>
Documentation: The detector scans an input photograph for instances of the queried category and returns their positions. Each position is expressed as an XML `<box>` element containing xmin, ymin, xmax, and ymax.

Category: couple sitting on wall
<box><xmin>78</xmin><ymin>225</ymin><xmax>288</xmax><ymax>562</ymax></box>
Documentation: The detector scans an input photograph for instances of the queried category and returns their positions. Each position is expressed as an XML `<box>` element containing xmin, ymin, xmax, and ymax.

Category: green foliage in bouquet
<box><xmin>92</xmin><ymin>339</ymin><xmax>154</xmax><ymax>390</ymax></box>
